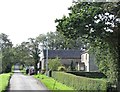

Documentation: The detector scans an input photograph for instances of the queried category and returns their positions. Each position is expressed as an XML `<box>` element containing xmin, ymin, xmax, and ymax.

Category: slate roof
<box><xmin>43</xmin><ymin>50</ymin><xmax>83</xmax><ymax>59</ymax></box>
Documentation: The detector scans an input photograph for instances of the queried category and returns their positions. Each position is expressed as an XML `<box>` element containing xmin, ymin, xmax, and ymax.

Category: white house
<box><xmin>81</xmin><ymin>51</ymin><xmax>98</xmax><ymax>72</ymax></box>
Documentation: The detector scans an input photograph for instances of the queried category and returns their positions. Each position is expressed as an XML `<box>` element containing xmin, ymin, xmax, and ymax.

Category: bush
<box><xmin>11</xmin><ymin>65</ymin><xmax>14</xmax><ymax>72</ymax></box>
<box><xmin>48</xmin><ymin>57</ymin><xmax>61</xmax><ymax>71</ymax></box>
<box><xmin>58</xmin><ymin>66</ymin><xmax>66</xmax><ymax>71</ymax></box>
<box><xmin>19</xmin><ymin>65</ymin><xmax>23</xmax><ymax>70</ymax></box>
<box><xmin>52</xmin><ymin>71</ymin><xmax>108</xmax><ymax>91</ymax></box>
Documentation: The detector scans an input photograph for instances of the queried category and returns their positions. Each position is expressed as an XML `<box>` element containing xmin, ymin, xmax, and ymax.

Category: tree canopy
<box><xmin>55</xmin><ymin>1</ymin><xmax>120</xmax><ymax>91</ymax></box>
<box><xmin>36</xmin><ymin>31</ymin><xmax>84</xmax><ymax>50</ymax></box>
<box><xmin>0</xmin><ymin>33</ymin><xmax>13</xmax><ymax>73</ymax></box>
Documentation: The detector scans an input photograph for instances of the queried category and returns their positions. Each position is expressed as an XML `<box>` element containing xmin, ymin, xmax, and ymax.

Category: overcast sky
<box><xmin>0</xmin><ymin>0</ymin><xmax>73</xmax><ymax>46</ymax></box>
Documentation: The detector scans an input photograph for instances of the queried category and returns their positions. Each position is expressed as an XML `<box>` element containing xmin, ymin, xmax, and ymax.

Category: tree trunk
<box><xmin>34</xmin><ymin>62</ymin><xmax>38</xmax><ymax>75</ymax></box>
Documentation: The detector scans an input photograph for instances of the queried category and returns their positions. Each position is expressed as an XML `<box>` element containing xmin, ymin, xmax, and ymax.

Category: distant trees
<box><xmin>36</xmin><ymin>31</ymin><xmax>84</xmax><ymax>50</ymax></box>
<box><xmin>13</xmin><ymin>38</ymin><xmax>41</xmax><ymax>74</ymax></box>
<box><xmin>12</xmin><ymin>42</ymin><xmax>34</xmax><ymax>66</ymax></box>
<box><xmin>0</xmin><ymin>33</ymin><xmax>40</xmax><ymax>74</ymax></box>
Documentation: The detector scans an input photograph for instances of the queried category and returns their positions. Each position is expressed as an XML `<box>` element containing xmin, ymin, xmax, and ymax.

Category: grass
<box><xmin>0</xmin><ymin>73</ymin><xmax>12</xmax><ymax>92</ymax></box>
<box><xmin>34</xmin><ymin>74</ymin><xmax>74</xmax><ymax>91</ymax></box>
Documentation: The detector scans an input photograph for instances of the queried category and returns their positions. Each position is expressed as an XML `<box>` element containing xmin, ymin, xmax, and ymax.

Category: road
<box><xmin>8</xmin><ymin>70</ymin><xmax>49</xmax><ymax>91</ymax></box>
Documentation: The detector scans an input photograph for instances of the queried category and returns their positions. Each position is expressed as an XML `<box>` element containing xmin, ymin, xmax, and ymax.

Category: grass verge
<box><xmin>34</xmin><ymin>74</ymin><xmax>74</xmax><ymax>91</ymax></box>
<box><xmin>0</xmin><ymin>73</ymin><xmax>12</xmax><ymax>92</ymax></box>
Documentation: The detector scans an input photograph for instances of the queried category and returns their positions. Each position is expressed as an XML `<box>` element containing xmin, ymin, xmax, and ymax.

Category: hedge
<box><xmin>52</xmin><ymin>71</ymin><xmax>108</xmax><ymax>91</ymax></box>
<box><xmin>67</xmin><ymin>71</ymin><xmax>107</xmax><ymax>78</ymax></box>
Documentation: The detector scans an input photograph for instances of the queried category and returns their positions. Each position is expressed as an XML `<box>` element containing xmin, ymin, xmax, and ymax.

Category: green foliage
<box><xmin>36</xmin><ymin>31</ymin><xmax>83</xmax><ymax>50</ymax></box>
<box><xmin>11</xmin><ymin>65</ymin><xmax>14</xmax><ymax>72</ymax></box>
<box><xmin>48</xmin><ymin>57</ymin><xmax>62</xmax><ymax>71</ymax></box>
<box><xmin>15</xmin><ymin>38</ymin><xmax>41</xmax><ymax>74</ymax></box>
<box><xmin>20</xmin><ymin>68</ymin><xmax>26</xmax><ymax>75</ymax></box>
<box><xmin>58</xmin><ymin>66</ymin><xmax>66</xmax><ymax>71</ymax></box>
<box><xmin>52</xmin><ymin>71</ymin><xmax>108</xmax><ymax>91</ymax></box>
<box><xmin>34</xmin><ymin>74</ymin><xmax>74</xmax><ymax>91</ymax></box>
<box><xmin>56</xmin><ymin>2</ymin><xmax>120</xmax><ymax>44</ymax></box>
<box><xmin>55</xmin><ymin>1</ymin><xmax>120</xmax><ymax>90</ymax></box>
<box><xmin>27</xmin><ymin>38</ymin><xmax>41</xmax><ymax>74</ymax></box>
<box><xmin>0</xmin><ymin>50</ymin><xmax>2</xmax><ymax>73</ymax></box>
<box><xmin>70</xmin><ymin>61</ymin><xmax>75</xmax><ymax>71</ymax></box>
<box><xmin>12</xmin><ymin>43</ymin><xmax>34</xmax><ymax>66</ymax></box>
<box><xmin>89</xmin><ymin>41</ymin><xmax>118</xmax><ymax>85</ymax></box>
<box><xmin>0</xmin><ymin>73</ymin><xmax>12</xmax><ymax>91</ymax></box>
<box><xmin>0</xmin><ymin>33</ymin><xmax>13</xmax><ymax>73</ymax></box>
<box><xmin>19</xmin><ymin>65</ymin><xmax>23</xmax><ymax>70</ymax></box>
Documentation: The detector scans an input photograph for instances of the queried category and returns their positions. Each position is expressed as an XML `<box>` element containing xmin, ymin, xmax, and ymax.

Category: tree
<box><xmin>55</xmin><ymin>2</ymin><xmax>120</xmax><ymax>91</ymax></box>
<box><xmin>0</xmin><ymin>33</ymin><xmax>13</xmax><ymax>73</ymax></box>
<box><xmin>48</xmin><ymin>57</ymin><xmax>62</xmax><ymax>71</ymax></box>
<box><xmin>70</xmin><ymin>60</ymin><xmax>75</xmax><ymax>71</ymax></box>
<box><xmin>12</xmin><ymin>42</ymin><xmax>34</xmax><ymax>66</ymax></box>
<box><xmin>26</xmin><ymin>38</ymin><xmax>41</xmax><ymax>74</ymax></box>
<box><xmin>36</xmin><ymin>31</ymin><xmax>83</xmax><ymax>50</ymax></box>
<box><xmin>89</xmin><ymin>39</ymin><xmax>117</xmax><ymax>84</ymax></box>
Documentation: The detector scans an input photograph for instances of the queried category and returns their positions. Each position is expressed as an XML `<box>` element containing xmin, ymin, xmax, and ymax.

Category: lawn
<box><xmin>34</xmin><ymin>74</ymin><xmax>74</xmax><ymax>91</ymax></box>
<box><xmin>0</xmin><ymin>73</ymin><xmax>12</xmax><ymax>92</ymax></box>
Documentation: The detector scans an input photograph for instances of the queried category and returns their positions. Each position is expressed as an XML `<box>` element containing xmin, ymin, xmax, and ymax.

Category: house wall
<box><xmin>89</xmin><ymin>53</ymin><xmax>99</xmax><ymax>71</ymax></box>
<box><xmin>39</xmin><ymin>50</ymin><xmax>45</xmax><ymax>70</ymax></box>
<box><xmin>41</xmin><ymin>58</ymin><xmax>81</xmax><ymax>70</ymax></box>
<box><xmin>81</xmin><ymin>53</ymin><xmax>89</xmax><ymax>72</ymax></box>
<box><xmin>81</xmin><ymin>52</ymin><xmax>99</xmax><ymax>72</ymax></box>
<box><xmin>38</xmin><ymin>50</ymin><xmax>99</xmax><ymax>72</ymax></box>
<box><xmin>61</xmin><ymin>59</ymin><xmax>81</xmax><ymax>66</ymax></box>
<box><xmin>41</xmin><ymin>58</ymin><xmax>45</xmax><ymax>70</ymax></box>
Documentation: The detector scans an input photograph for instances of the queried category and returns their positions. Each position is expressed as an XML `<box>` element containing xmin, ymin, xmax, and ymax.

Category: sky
<box><xmin>0</xmin><ymin>0</ymin><xmax>73</xmax><ymax>46</ymax></box>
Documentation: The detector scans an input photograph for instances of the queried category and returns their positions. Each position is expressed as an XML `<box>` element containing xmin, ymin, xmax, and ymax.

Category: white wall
<box><xmin>81</xmin><ymin>52</ymin><xmax>89</xmax><ymax>72</ymax></box>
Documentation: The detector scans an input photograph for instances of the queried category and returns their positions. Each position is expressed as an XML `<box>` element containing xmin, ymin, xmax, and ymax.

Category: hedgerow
<box><xmin>52</xmin><ymin>71</ymin><xmax>107</xmax><ymax>91</ymax></box>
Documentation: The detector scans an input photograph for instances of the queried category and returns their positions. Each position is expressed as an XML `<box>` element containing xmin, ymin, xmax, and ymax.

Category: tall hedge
<box><xmin>52</xmin><ymin>71</ymin><xmax>107</xmax><ymax>91</ymax></box>
<box><xmin>67</xmin><ymin>71</ymin><xmax>107</xmax><ymax>78</ymax></box>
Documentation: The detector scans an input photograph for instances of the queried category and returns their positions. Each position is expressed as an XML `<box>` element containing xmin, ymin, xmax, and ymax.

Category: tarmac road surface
<box><xmin>8</xmin><ymin>70</ymin><xmax>49</xmax><ymax>92</ymax></box>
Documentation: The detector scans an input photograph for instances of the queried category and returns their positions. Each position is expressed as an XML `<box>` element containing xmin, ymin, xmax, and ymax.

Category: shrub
<box><xmin>48</xmin><ymin>57</ymin><xmax>61</xmax><ymax>71</ymax></box>
<box><xmin>19</xmin><ymin>65</ymin><xmax>23</xmax><ymax>70</ymax></box>
<box><xmin>11</xmin><ymin>65</ymin><xmax>14</xmax><ymax>72</ymax></box>
<box><xmin>52</xmin><ymin>71</ymin><xmax>108</xmax><ymax>91</ymax></box>
<box><xmin>58</xmin><ymin>66</ymin><xmax>66</xmax><ymax>71</ymax></box>
<box><xmin>70</xmin><ymin>61</ymin><xmax>75</xmax><ymax>71</ymax></box>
